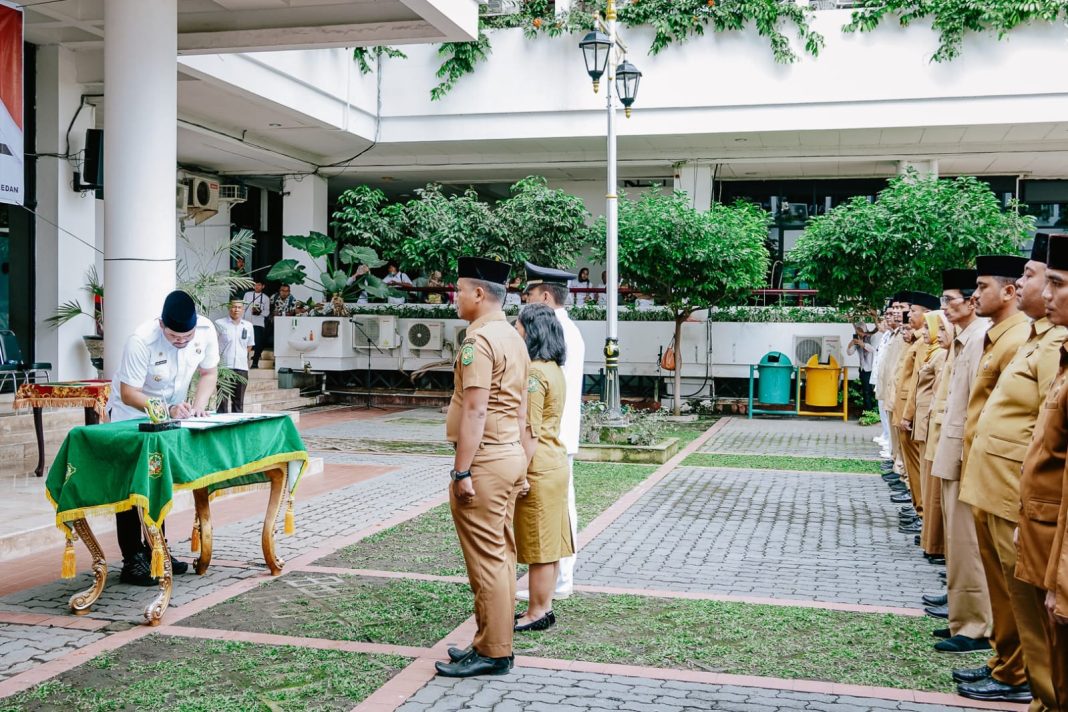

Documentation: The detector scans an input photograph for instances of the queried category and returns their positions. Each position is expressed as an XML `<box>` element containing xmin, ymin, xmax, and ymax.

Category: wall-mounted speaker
<box><xmin>83</xmin><ymin>129</ymin><xmax>103</xmax><ymax>188</ymax></box>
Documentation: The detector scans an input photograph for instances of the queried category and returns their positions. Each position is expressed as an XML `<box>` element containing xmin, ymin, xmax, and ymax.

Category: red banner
<box><xmin>0</xmin><ymin>3</ymin><xmax>22</xmax><ymax>206</ymax></box>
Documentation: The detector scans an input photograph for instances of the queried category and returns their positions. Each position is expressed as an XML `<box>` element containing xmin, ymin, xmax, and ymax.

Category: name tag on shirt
<box><xmin>154</xmin><ymin>359</ymin><xmax>167</xmax><ymax>366</ymax></box>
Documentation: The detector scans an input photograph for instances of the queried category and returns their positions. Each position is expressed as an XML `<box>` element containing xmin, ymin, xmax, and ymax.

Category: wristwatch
<box><xmin>449</xmin><ymin>468</ymin><xmax>471</xmax><ymax>481</ymax></box>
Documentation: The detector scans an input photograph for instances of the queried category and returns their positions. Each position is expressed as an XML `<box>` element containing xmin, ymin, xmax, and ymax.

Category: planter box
<box><xmin>577</xmin><ymin>437</ymin><xmax>680</xmax><ymax>464</ymax></box>
<box><xmin>661</xmin><ymin>414</ymin><xmax>698</xmax><ymax>423</ymax></box>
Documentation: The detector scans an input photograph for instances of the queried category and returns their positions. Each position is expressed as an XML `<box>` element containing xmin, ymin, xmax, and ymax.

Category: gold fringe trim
<box><xmin>150</xmin><ymin>538</ymin><xmax>164</xmax><ymax>579</ymax></box>
<box><xmin>48</xmin><ymin>451</ymin><xmax>309</xmax><ymax>532</ymax></box>
<box><xmin>284</xmin><ymin>495</ymin><xmax>295</xmax><ymax>536</ymax></box>
<box><xmin>14</xmin><ymin>397</ymin><xmax>106</xmax><ymax>416</ymax></box>
<box><xmin>61</xmin><ymin>534</ymin><xmax>76</xmax><ymax>579</ymax></box>
<box><xmin>190</xmin><ymin>519</ymin><xmax>201</xmax><ymax>554</ymax></box>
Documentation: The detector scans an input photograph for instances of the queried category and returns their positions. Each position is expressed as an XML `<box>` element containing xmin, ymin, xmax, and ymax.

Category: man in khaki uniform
<box><xmin>897</xmin><ymin>292</ymin><xmax>941</xmax><ymax>517</ymax></box>
<box><xmin>930</xmin><ymin>268</ymin><xmax>993</xmax><ymax>651</ymax></box>
<box><xmin>437</xmin><ymin>257</ymin><xmax>531</xmax><ymax>678</ymax></box>
<box><xmin>952</xmin><ymin>254</ymin><xmax>1038</xmax><ymax>703</ymax></box>
<box><xmin>879</xmin><ymin>297</ymin><xmax>911</xmax><ymax>471</ymax></box>
<box><xmin>1016</xmin><ymin>233</ymin><xmax>1068</xmax><ymax>711</ymax></box>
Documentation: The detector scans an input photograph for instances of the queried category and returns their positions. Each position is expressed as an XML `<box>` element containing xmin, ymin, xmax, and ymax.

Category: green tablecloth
<box><xmin>46</xmin><ymin>415</ymin><xmax>308</xmax><ymax>530</ymax></box>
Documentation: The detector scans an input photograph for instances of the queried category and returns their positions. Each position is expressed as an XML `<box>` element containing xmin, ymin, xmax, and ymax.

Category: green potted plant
<box><xmin>44</xmin><ymin>265</ymin><xmax>105</xmax><ymax>374</ymax></box>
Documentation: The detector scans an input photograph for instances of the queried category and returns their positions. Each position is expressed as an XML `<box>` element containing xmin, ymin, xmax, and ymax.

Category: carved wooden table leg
<box><xmin>193</xmin><ymin>488</ymin><xmax>212</xmax><ymax>575</ymax></box>
<box><xmin>68</xmin><ymin>519</ymin><xmax>107</xmax><ymax>615</ymax></box>
<box><xmin>143</xmin><ymin>526</ymin><xmax>173</xmax><ymax>626</ymax></box>
<box><xmin>261</xmin><ymin>467</ymin><xmax>287</xmax><ymax>575</ymax></box>
<box><xmin>32</xmin><ymin>406</ymin><xmax>45</xmax><ymax>477</ymax></box>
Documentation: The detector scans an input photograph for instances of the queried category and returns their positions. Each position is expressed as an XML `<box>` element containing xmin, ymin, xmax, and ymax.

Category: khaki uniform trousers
<box><xmin>1014</xmin><ymin>581</ymin><xmax>1059</xmax><ymax>711</ymax></box>
<box><xmin>902</xmin><ymin>434</ymin><xmax>922</xmax><ymax>512</ymax></box>
<box><xmin>1050</xmin><ymin>619</ymin><xmax>1068</xmax><ymax>712</ymax></box>
<box><xmin>973</xmin><ymin>511</ymin><xmax>1028</xmax><ymax>687</ymax></box>
<box><xmin>450</xmin><ymin>442</ymin><xmax>526</xmax><ymax>659</ymax></box>
<box><xmin>920</xmin><ymin>457</ymin><xmax>944</xmax><ymax>555</ymax></box>
<box><xmin>941</xmin><ymin>478</ymin><xmax>993</xmax><ymax>639</ymax></box>
<box><xmin>889</xmin><ymin>418</ymin><xmax>902</xmax><ymax>465</ymax></box>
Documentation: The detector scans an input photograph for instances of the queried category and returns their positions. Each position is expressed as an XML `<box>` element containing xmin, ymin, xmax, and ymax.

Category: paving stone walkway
<box><xmin>0</xmin><ymin>623</ymin><xmax>105</xmax><ymax>681</ymax></box>
<box><xmin>576</xmin><ymin>467</ymin><xmax>941</xmax><ymax>608</ymax></box>
<box><xmin>701</xmin><ymin>418</ymin><xmax>881</xmax><ymax>460</ymax></box>
<box><xmin>400</xmin><ymin>669</ymin><xmax>980</xmax><ymax>712</ymax></box>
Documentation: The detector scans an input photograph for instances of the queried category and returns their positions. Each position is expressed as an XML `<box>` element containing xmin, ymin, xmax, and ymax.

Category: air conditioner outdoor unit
<box><xmin>480</xmin><ymin>0</ymin><xmax>521</xmax><ymax>16</ymax></box>
<box><xmin>187</xmin><ymin>177</ymin><xmax>219</xmax><ymax>211</ymax></box>
<box><xmin>452</xmin><ymin>326</ymin><xmax>468</xmax><ymax>351</ymax></box>
<box><xmin>351</xmin><ymin>315</ymin><xmax>398</xmax><ymax>350</ymax></box>
<box><xmin>219</xmin><ymin>184</ymin><xmax>248</xmax><ymax>204</ymax></box>
<box><xmin>793</xmin><ymin>335</ymin><xmax>842</xmax><ymax>366</ymax></box>
<box><xmin>405</xmin><ymin>321</ymin><xmax>444</xmax><ymax>352</ymax></box>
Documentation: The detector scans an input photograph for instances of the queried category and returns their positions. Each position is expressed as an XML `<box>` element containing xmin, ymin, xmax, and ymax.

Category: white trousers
<box><xmin>556</xmin><ymin>456</ymin><xmax>578</xmax><ymax>594</ymax></box>
<box><xmin>878</xmin><ymin>400</ymin><xmax>891</xmax><ymax>445</ymax></box>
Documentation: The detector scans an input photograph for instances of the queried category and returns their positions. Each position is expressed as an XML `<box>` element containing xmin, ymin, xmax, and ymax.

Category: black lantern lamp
<box><xmin>616</xmin><ymin>60</ymin><xmax>641</xmax><ymax>118</ymax></box>
<box><xmin>579</xmin><ymin>31</ymin><xmax>612</xmax><ymax>93</ymax></box>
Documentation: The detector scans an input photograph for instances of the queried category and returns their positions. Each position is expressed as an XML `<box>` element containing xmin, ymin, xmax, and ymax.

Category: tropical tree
<box><xmin>791</xmin><ymin>172</ymin><xmax>1033</xmax><ymax>312</ymax></box>
<box><xmin>495</xmin><ymin>176</ymin><xmax>592</xmax><ymax>268</ymax></box>
<box><xmin>330</xmin><ymin>184</ymin><xmax>403</xmax><ymax>257</ymax></box>
<box><xmin>597</xmin><ymin>191</ymin><xmax>770</xmax><ymax>415</ymax></box>
<box><xmin>266</xmin><ymin>232</ymin><xmax>390</xmax><ymax>302</ymax></box>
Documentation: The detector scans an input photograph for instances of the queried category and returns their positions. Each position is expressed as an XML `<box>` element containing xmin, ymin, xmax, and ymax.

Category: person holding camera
<box><xmin>242</xmin><ymin>279</ymin><xmax>269</xmax><ymax>369</ymax></box>
<box><xmin>848</xmin><ymin>322</ymin><xmax>876</xmax><ymax>412</ymax></box>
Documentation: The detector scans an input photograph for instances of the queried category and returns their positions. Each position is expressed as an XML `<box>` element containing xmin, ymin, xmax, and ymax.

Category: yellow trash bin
<box><xmin>804</xmin><ymin>354</ymin><xmax>841</xmax><ymax>407</ymax></box>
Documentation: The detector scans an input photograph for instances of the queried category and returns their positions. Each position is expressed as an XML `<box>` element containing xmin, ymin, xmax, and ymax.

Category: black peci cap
<box><xmin>1047</xmin><ymin>234</ymin><xmax>1068</xmax><ymax>271</ymax></box>
<box><xmin>161</xmin><ymin>290</ymin><xmax>197</xmax><ymax>332</ymax></box>
<box><xmin>457</xmin><ymin>256</ymin><xmax>511</xmax><ymax>285</ymax></box>
<box><xmin>1031</xmin><ymin>233</ymin><xmax>1051</xmax><ymax>264</ymax></box>
<box><xmin>523</xmin><ymin>261</ymin><xmax>576</xmax><ymax>292</ymax></box>
<box><xmin>910</xmin><ymin>291</ymin><xmax>941</xmax><ymax>311</ymax></box>
<box><xmin>942</xmin><ymin>268</ymin><xmax>978</xmax><ymax>292</ymax></box>
<box><xmin>976</xmin><ymin>254</ymin><xmax>1028</xmax><ymax>279</ymax></box>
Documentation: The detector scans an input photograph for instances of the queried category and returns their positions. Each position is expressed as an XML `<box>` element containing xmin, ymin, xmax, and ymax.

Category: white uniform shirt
<box><xmin>383</xmin><ymin>271</ymin><xmax>411</xmax><ymax>305</ymax></box>
<box><xmin>107</xmin><ymin>316</ymin><xmax>221</xmax><ymax>422</ymax></box>
<box><xmin>242</xmin><ymin>290</ymin><xmax>269</xmax><ymax>328</ymax></box>
<box><xmin>214</xmin><ymin>317</ymin><xmax>255</xmax><ymax>371</ymax></box>
<box><xmin>555</xmin><ymin>307</ymin><xmax>585</xmax><ymax>455</ymax></box>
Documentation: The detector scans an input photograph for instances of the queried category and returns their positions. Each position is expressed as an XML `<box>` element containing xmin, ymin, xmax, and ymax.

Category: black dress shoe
<box><xmin>514</xmin><ymin>611</ymin><xmax>556</xmax><ymax>632</ymax></box>
<box><xmin>899</xmin><ymin>505</ymin><xmax>918</xmax><ymax>516</ymax></box>
<box><xmin>928</xmin><ymin>555</ymin><xmax>946</xmax><ymax>565</ymax></box>
<box><xmin>899</xmin><ymin>520</ymin><xmax>922</xmax><ymax>534</ymax></box>
<box><xmin>890</xmin><ymin>492</ymin><xmax>913</xmax><ymax>504</ymax></box>
<box><xmin>957</xmin><ymin>677</ymin><xmax>1032</xmax><ymax>703</ymax></box>
<box><xmin>939</xmin><ymin>570</ymin><xmax>947</xmax><ymax>579</ymax></box>
<box><xmin>435</xmin><ymin>652</ymin><xmax>511</xmax><ymax>677</ymax></box>
<box><xmin>932</xmin><ymin>627</ymin><xmax>951</xmax><ymax>639</ymax></box>
<box><xmin>934</xmin><ymin>634</ymin><xmax>991</xmax><ymax>653</ymax></box>
<box><xmin>914</xmin><ymin>535</ymin><xmax>921</xmax><ymax>546</ymax></box>
<box><xmin>447</xmin><ymin>646</ymin><xmax>472</xmax><ymax>663</ymax></box>
<box><xmin>924</xmin><ymin>604</ymin><xmax>949</xmax><ymax>619</ymax></box>
<box><xmin>952</xmin><ymin>665</ymin><xmax>992</xmax><ymax>683</ymax></box>
<box><xmin>882</xmin><ymin>473</ymin><xmax>901</xmax><ymax>483</ymax></box>
<box><xmin>922</xmin><ymin>593</ymin><xmax>947</xmax><ymax>606</ymax></box>
<box><xmin>898</xmin><ymin>514</ymin><xmax>918</xmax><ymax>525</ymax></box>
<box><xmin>170</xmin><ymin>556</ymin><xmax>188</xmax><ymax>575</ymax></box>
<box><xmin>889</xmin><ymin>481</ymin><xmax>908</xmax><ymax>492</ymax></box>
<box><xmin>119</xmin><ymin>551</ymin><xmax>158</xmax><ymax>587</ymax></box>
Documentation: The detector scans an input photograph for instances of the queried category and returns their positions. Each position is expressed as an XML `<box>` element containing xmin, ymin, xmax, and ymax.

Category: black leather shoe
<box><xmin>952</xmin><ymin>665</ymin><xmax>992</xmax><ymax>684</ymax></box>
<box><xmin>170</xmin><ymin>556</ymin><xmax>188</xmax><ymax>575</ymax></box>
<box><xmin>922</xmin><ymin>593</ymin><xmax>947</xmax><ymax>607</ymax></box>
<box><xmin>899</xmin><ymin>514</ymin><xmax>918</xmax><ymax>525</ymax></box>
<box><xmin>890</xmin><ymin>492</ymin><xmax>913</xmax><ymax>504</ymax></box>
<box><xmin>934</xmin><ymin>634</ymin><xmax>991</xmax><ymax>653</ymax></box>
<box><xmin>914</xmin><ymin>535</ymin><xmax>921</xmax><ymax>546</ymax></box>
<box><xmin>939</xmin><ymin>570</ymin><xmax>947</xmax><ymax>579</ymax></box>
<box><xmin>889</xmin><ymin>481</ymin><xmax>908</xmax><ymax>492</ymax></box>
<box><xmin>119</xmin><ymin>551</ymin><xmax>158</xmax><ymax>587</ymax></box>
<box><xmin>899</xmin><ymin>505</ymin><xmax>917</xmax><ymax>516</ymax></box>
<box><xmin>924</xmin><ymin>604</ymin><xmax>949</xmax><ymax>619</ymax></box>
<box><xmin>957</xmin><ymin>677</ymin><xmax>1032</xmax><ymax>703</ymax></box>
<box><xmin>515</xmin><ymin>611</ymin><xmax>556</xmax><ymax>632</ymax></box>
<box><xmin>927</xmin><ymin>555</ymin><xmax>946</xmax><ymax>565</ymax></box>
<box><xmin>882</xmin><ymin>473</ymin><xmax>901</xmax><ymax>483</ymax></box>
<box><xmin>447</xmin><ymin>646</ymin><xmax>472</xmax><ymax>663</ymax></box>
<box><xmin>932</xmin><ymin>627</ymin><xmax>950</xmax><ymax>639</ymax></box>
<box><xmin>435</xmin><ymin>652</ymin><xmax>511</xmax><ymax>678</ymax></box>
<box><xmin>899</xmin><ymin>520</ymin><xmax>922</xmax><ymax>534</ymax></box>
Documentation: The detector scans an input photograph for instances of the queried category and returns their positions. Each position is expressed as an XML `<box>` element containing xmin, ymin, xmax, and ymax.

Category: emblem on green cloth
<box><xmin>148</xmin><ymin>452</ymin><xmax>164</xmax><ymax>478</ymax></box>
<box><xmin>64</xmin><ymin>463</ymin><xmax>76</xmax><ymax>483</ymax></box>
<box><xmin>460</xmin><ymin>343</ymin><xmax>475</xmax><ymax>366</ymax></box>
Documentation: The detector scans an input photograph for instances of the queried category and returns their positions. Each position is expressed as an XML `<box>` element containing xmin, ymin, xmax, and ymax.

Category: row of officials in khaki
<box><xmin>874</xmin><ymin>232</ymin><xmax>1068</xmax><ymax>708</ymax></box>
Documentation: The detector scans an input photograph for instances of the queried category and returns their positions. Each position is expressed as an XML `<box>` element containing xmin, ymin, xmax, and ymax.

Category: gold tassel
<box><xmin>284</xmin><ymin>496</ymin><xmax>295</xmax><ymax>536</ymax></box>
<box><xmin>190</xmin><ymin>519</ymin><xmax>201</xmax><ymax>553</ymax></box>
<box><xmin>61</xmin><ymin>533</ymin><xmax>76</xmax><ymax>579</ymax></box>
<box><xmin>150</xmin><ymin>539</ymin><xmax>165</xmax><ymax>579</ymax></box>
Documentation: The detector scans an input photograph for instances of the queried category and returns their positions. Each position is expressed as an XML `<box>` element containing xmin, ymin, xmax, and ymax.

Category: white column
<box><xmin>673</xmin><ymin>160</ymin><xmax>713</xmax><ymax>212</ymax></box>
<box><xmin>282</xmin><ymin>174</ymin><xmax>328</xmax><ymax>303</ymax></box>
<box><xmin>35</xmin><ymin>46</ymin><xmax>98</xmax><ymax>380</ymax></box>
<box><xmin>102</xmin><ymin>0</ymin><xmax>178</xmax><ymax>377</ymax></box>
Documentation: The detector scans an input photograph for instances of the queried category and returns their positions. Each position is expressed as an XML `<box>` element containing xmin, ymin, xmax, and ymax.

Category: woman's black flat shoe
<box><xmin>514</xmin><ymin>611</ymin><xmax>556</xmax><ymax>632</ymax></box>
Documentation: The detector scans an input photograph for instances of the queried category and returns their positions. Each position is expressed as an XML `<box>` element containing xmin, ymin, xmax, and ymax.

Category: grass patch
<box><xmin>316</xmin><ymin>461</ymin><xmax>655</xmax><ymax>576</ymax></box>
<box><xmin>661</xmin><ymin>419</ymin><xmax>716</xmax><ymax>448</ymax></box>
<box><xmin>514</xmin><ymin>593</ymin><xmax>973</xmax><ymax>693</ymax></box>
<box><xmin>0</xmin><ymin>635</ymin><xmax>408</xmax><ymax>712</ymax></box>
<box><xmin>178</xmin><ymin>575</ymin><xmax>471</xmax><ymax>647</ymax></box>
<box><xmin>683</xmin><ymin>453</ymin><xmax>880</xmax><ymax>474</ymax></box>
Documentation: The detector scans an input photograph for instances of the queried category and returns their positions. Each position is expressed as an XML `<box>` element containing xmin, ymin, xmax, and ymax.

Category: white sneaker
<box><xmin>516</xmin><ymin>589</ymin><xmax>529</xmax><ymax>601</ymax></box>
<box><xmin>517</xmin><ymin>588</ymin><xmax>572</xmax><ymax>601</ymax></box>
<box><xmin>553</xmin><ymin>588</ymin><xmax>573</xmax><ymax>600</ymax></box>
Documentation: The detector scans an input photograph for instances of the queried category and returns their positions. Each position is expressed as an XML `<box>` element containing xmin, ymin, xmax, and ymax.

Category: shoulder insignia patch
<box><xmin>527</xmin><ymin>375</ymin><xmax>540</xmax><ymax>393</ymax></box>
<box><xmin>461</xmin><ymin>343</ymin><xmax>476</xmax><ymax>366</ymax></box>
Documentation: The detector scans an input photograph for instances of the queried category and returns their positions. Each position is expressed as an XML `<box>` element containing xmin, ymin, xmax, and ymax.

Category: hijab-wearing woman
<box><xmin>514</xmin><ymin>303</ymin><xmax>574</xmax><ymax>632</ymax></box>
<box><xmin>917</xmin><ymin>310</ymin><xmax>951</xmax><ymax>560</ymax></box>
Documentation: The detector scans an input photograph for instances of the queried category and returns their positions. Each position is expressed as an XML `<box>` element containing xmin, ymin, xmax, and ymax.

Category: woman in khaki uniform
<box><xmin>915</xmin><ymin>311</ymin><xmax>949</xmax><ymax>558</ymax></box>
<box><xmin>514</xmin><ymin>304</ymin><xmax>574</xmax><ymax>632</ymax></box>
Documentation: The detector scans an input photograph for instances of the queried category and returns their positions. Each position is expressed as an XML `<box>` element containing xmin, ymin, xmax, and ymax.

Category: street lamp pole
<box><xmin>602</xmin><ymin>0</ymin><xmax>622</xmax><ymax>422</ymax></box>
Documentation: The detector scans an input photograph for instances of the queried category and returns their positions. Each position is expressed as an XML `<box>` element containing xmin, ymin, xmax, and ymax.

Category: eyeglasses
<box><xmin>940</xmin><ymin>296</ymin><xmax>964</xmax><ymax>306</ymax></box>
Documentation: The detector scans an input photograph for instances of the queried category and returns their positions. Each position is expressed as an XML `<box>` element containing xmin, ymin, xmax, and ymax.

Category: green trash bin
<box><xmin>757</xmin><ymin>351</ymin><xmax>793</xmax><ymax>404</ymax></box>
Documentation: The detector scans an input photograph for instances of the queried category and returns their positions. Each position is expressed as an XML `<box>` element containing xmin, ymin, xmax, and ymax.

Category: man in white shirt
<box><xmin>522</xmin><ymin>262</ymin><xmax>586</xmax><ymax>599</ymax></box>
<box><xmin>242</xmin><ymin>280</ymin><xmax>270</xmax><ymax>368</ymax></box>
<box><xmin>383</xmin><ymin>262</ymin><xmax>412</xmax><ymax>305</ymax></box>
<box><xmin>106</xmin><ymin>290</ymin><xmax>219</xmax><ymax>585</ymax></box>
<box><xmin>215</xmin><ymin>298</ymin><xmax>254</xmax><ymax>413</ymax></box>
